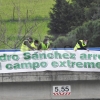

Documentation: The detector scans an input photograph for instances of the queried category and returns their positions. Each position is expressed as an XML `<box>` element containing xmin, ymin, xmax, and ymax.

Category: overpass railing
<box><xmin>0</xmin><ymin>47</ymin><xmax>100</xmax><ymax>52</ymax></box>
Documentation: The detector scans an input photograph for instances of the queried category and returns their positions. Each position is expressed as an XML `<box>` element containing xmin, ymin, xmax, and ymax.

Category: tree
<box><xmin>67</xmin><ymin>19</ymin><xmax>100</xmax><ymax>47</ymax></box>
<box><xmin>73</xmin><ymin>0</ymin><xmax>94</xmax><ymax>7</ymax></box>
<box><xmin>48</xmin><ymin>0</ymin><xmax>95</xmax><ymax>38</ymax></box>
<box><xmin>48</xmin><ymin>0</ymin><xmax>71</xmax><ymax>37</ymax></box>
<box><xmin>54</xmin><ymin>19</ymin><xmax>100</xmax><ymax>48</ymax></box>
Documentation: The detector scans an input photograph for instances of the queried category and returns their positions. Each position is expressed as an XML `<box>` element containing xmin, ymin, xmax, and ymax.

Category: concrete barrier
<box><xmin>0</xmin><ymin>72</ymin><xmax>100</xmax><ymax>100</ymax></box>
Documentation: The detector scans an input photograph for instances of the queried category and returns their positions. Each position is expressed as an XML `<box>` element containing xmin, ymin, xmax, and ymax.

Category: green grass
<box><xmin>5</xmin><ymin>20</ymin><xmax>50</xmax><ymax>40</ymax></box>
<box><xmin>0</xmin><ymin>0</ymin><xmax>55</xmax><ymax>49</ymax></box>
<box><xmin>1</xmin><ymin>20</ymin><xmax>50</xmax><ymax>49</ymax></box>
<box><xmin>0</xmin><ymin>0</ymin><xmax>54</xmax><ymax>20</ymax></box>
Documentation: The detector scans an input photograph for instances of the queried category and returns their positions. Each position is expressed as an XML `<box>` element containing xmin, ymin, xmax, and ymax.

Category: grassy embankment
<box><xmin>0</xmin><ymin>0</ymin><xmax>54</xmax><ymax>49</ymax></box>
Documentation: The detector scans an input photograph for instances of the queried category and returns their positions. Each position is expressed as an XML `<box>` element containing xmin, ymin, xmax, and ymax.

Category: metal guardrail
<box><xmin>52</xmin><ymin>47</ymin><xmax>100</xmax><ymax>51</ymax></box>
<box><xmin>0</xmin><ymin>47</ymin><xmax>100</xmax><ymax>52</ymax></box>
<box><xmin>0</xmin><ymin>49</ymin><xmax>20</xmax><ymax>52</ymax></box>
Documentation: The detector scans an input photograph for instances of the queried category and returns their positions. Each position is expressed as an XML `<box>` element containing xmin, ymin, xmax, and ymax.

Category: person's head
<box><xmin>43</xmin><ymin>38</ymin><xmax>49</xmax><ymax>44</ymax></box>
<box><xmin>27</xmin><ymin>37</ymin><xmax>33</xmax><ymax>43</ymax></box>
<box><xmin>34</xmin><ymin>40</ymin><xmax>39</xmax><ymax>46</ymax></box>
<box><xmin>83</xmin><ymin>39</ymin><xmax>88</xmax><ymax>45</ymax></box>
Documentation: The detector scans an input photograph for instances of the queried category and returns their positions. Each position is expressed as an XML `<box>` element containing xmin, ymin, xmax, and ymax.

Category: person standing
<box><xmin>38</xmin><ymin>38</ymin><xmax>50</xmax><ymax>50</ymax></box>
<box><xmin>31</xmin><ymin>40</ymin><xmax>39</xmax><ymax>50</ymax></box>
<box><xmin>21</xmin><ymin>37</ymin><xmax>37</xmax><ymax>52</ymax></box>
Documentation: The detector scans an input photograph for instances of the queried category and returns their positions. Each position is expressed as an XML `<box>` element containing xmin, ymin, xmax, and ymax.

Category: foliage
<box><xmin>48</xmin><ymin>0</ymin><xmax>71</xmax><ymax>37</ymax></box>
<box><xmin>1</xmin><ymin>0</ymin><xmax>100</xmax><ymax>49</ymax></box>
<box><xmin>53</xmin><ymin>33</ymin><xmax>76</xmax><ymax>48</ymax></box>
<box><xmin>53</xmin><ymin>19</ymin><xmax>100</xmax><ymax>48</ymax></box>
<box><xmin>48</xmin><ymin>0</ymin><xmax>100</xmax><ymax>48</ymax></box>
<box><xmin>67</xmin><ymin>19</ymin><xmax>100</xmax><ymax>47</ymax></box>
<box><xmin>48</xmin><ymin>0</ymin><xmax>95</xmax><ymax>37</ymax></box>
